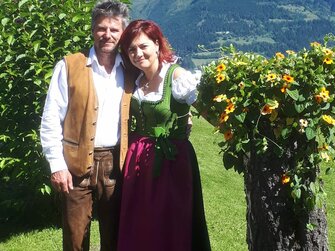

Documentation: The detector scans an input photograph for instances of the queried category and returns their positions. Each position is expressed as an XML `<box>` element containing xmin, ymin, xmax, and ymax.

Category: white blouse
<box><xmin>133</xmin><ymin>62</ymin><xmax>201</xmax><ymax>105</ymax></box>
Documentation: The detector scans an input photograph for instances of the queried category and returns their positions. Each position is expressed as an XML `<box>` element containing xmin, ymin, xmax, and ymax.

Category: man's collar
<box><xmin>86</xmin><ymin>47</ymin><xmax>122</xmax><ymax>68</ymax></box>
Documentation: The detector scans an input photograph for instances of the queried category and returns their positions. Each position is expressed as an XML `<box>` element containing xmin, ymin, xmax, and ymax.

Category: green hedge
<box><xmin>0</xmin><ymin>0</ymin><xmax>130</xmax><ymax>226</ymax></box>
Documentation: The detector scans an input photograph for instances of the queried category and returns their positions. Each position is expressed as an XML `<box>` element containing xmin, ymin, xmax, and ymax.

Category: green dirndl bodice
<box><xmin>117</xmin><ymin>63</ymin><xmax>211</xmax><ymax>251</ymax></box>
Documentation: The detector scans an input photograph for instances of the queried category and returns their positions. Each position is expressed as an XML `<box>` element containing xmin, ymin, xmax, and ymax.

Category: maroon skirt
<box><xmin>117</xmin><ymin>133</ymin><xmax>211</xmax><ymax>251</ymax></box>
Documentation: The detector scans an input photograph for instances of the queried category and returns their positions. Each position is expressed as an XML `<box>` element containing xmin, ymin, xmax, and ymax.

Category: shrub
<box><xmin>0</xmin><ymin>0</ymin><xmax>130</xmax><ymax>226</ymax></box>
<box><xmin>197</xmin><ymin>35</ymin><xmax>335</xmax><ymax>212</ymax></box>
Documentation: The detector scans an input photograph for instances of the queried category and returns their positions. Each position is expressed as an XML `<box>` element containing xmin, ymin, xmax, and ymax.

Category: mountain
<box><xmin>130</xmin><ymin>0</ymin><xmax>335</xmax><ymax>68</ymax></box>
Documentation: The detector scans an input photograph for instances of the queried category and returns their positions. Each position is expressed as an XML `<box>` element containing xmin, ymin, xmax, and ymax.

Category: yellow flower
<box><xmin>286</xmin><ymin>50</ymin><xmax>296</xmax><ymax>55</ymax></box>
<box><xmin>318</xmin><ymin>144</ymin><xmax>329</xmax><ymax>151</ymax></box>
<box><xmin>216</xmin><ymin>63</ymin><xmax>226</xmax><ymax>72</ymax></box>
<box><xmin>266</xmin><ymin>73</ymin><xmax>277</xmax><ymax>82</ymax></box>
<box><xmin>225</xmin><ymin>102</ymin><xmax>235</xmax><ymax>114</ymax></box>
<box><xmin>319</xmin><ymin>87</ymin><xmax>330</xmax><ymax>101</ymax></box>
<box><xmin>216</xmin><ymin>73</ymin><xmax>225</xmax><ymax>84</ymax></box>
<box><xmin>238</xmin><ymin>81</ymin><xmax>245</xmax><ymax>89</ymax></box>
<box><xmin>224</xmin><ymin>129</ymin><xmax>233</xmax><ymax>141</ymax></box>
<box><xmin>280</xmin><ymin>83</ymin><xmax>288</xmax><ymax>93</ymax></box>
<box><xmin>261</xmin><ymin>101</ymin><xmax>278</xmax><ymax>116</ymax></box>
<box><xmin>282</xmin><ymin>74</ymin><xmax>294</xmax><ymax>83</ymax></box>
<box><xmin>323</xmin><ymin>57</ymin><xmax>333</xmax><ymax>65</ymax></box>
<box><xmin>299</xmin><ymin>119</ymin><xmax>308</xmax><ymax>128</ymax></box>
<box><xmin>213</xmin><ymin>94</ymin><xmax>227</xmax><ymax>102</ymax></box>
<box><xmin>275</xmin><ymin>52</ymin><xmax>285</xmax><ymax>59</ymax></box>
<box><xmin>261</xmin><ymin>104</ymin><xmax>272</xmax><ymax>115</ymax></box>
<box><xmin>322</xmin><ymin>115</ymin><xmax>335</xmax><ymax>125</ymax></box>
<box><xmin>268</xmin><ymin>100</ymin><xmax>279</xmax><ymax>109</ymax></box>
<box><xmin>219</xmin><ymin>112</ymin><xmax>229</xmax><ymax>123</ymax></box>
<box><xmin>320</xmin><ymin>152</ymin><xmax>330</xmax><ymax>162</ymax></box>
<box><xmin>322</xmin><ymin>48</ymin><xmax>333</xmax><ymax>56</ymax></box>
<box><xmin>314</xmin><ymin>95</ymin><xmax>322</xmax><ymax>104</ymax></box>
<box><xmin>310</xmin><ymin>41</ymin><xmax>321</xmax><ymax>47</ymax></box>
<box><xmin>281</xmin><ymin>174</ymin><xmax>290</xmax><ymax>184</ymax></box>
<box><xmin>235</xmin><ymin>61</ymin><xmax>248</xmax><ymax>66</ymax></box>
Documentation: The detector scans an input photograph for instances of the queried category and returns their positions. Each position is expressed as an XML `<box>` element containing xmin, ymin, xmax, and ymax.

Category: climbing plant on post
<box><xmin>196</xmin><ymin>36</ymin><xmax>335</xmax><ymax>250</ymax></box>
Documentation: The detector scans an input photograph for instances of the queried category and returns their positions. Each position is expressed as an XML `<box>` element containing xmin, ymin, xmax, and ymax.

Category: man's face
<box><xmin>93</xmin><ymin>16</ymin><xmax>124</xmax><ymax>55</ymax></box>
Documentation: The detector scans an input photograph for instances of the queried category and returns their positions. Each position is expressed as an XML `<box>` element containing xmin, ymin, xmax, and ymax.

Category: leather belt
<box><xmin>94</xmin><ymin>146</ymin><xmax>119</xmax><ymax>152</ymax></box>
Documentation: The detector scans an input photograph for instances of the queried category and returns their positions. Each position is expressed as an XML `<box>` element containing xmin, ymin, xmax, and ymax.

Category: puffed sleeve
<box><xmin>172</xmin><ymin>70</ymin><xmax>201</xmax><ymax>105</ymax></box>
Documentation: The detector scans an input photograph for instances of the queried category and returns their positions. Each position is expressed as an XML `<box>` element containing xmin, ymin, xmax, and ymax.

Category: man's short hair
<box><xmin>91</xmin><ymin>0</ymin><xmax>129</xmax><ymax>30</ymax></box>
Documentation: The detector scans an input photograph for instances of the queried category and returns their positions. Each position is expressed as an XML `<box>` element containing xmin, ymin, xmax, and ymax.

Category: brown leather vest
<box><xmin>63</xmin><ymin>51</ymin><xmax>135</xmax><ymax>177</ymax></box>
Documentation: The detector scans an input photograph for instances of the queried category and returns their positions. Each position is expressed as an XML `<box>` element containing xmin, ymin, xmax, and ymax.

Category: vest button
<box><xmin>89</xmin><ymin>151</ymin><xmax>93</xmax><ymax>155</ymax></box>
<box><xmin>90</xmin><ymin>137</ymin><xmax>95</xmax><ymax>141</ymax></box>
<box><xmin>94</xmin><ymin>106</ymin><xmax>99</xmax><ymax>111</ymax></box>
<box><xmin>92</xmin><ymin>122</ymin><xmax>97</xmax><ymax>126</ymax></box>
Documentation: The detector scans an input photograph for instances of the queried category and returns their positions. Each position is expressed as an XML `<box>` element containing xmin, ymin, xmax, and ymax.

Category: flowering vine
<box><xmin>196</xmin><ymin>35</ymin><xmax>335</xmax><ymax>211</ymax></box>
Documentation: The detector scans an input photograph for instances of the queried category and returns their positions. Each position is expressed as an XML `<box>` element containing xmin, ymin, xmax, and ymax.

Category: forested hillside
<box><xmin>131</xmin><ymin>0</ymin><xmax>335</xmax><ymax>68</ymax></box>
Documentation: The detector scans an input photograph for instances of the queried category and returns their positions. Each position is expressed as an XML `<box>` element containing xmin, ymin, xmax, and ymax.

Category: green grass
<box><xmin>0</xmin><ymin>116</ymin><xmax>334</xmax><ymax>250</ymax></box>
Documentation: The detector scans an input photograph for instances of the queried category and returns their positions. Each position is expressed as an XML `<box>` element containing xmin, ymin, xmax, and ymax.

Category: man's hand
<box><xmin>51</xmin><ymin>169</ymin><xmax>73</xmax><ymax>194</ymax></box>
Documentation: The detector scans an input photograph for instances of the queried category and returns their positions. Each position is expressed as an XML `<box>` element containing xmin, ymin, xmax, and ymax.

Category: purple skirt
<box><xmin>117</xmin><ymin>133</ymin><xmax>210</xmax><ymax>251</ymax></box>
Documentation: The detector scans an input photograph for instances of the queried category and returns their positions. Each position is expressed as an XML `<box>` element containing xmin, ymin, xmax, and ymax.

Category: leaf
<box><xmin>306</xmin><ymin>223</ymin><xmax>315</xmax><ymax>231</ymax></box>
<box><xmin>286</xmin><ymin>89</ymin><xmax>299</xmax><ymax>101</ymax></box>
<box><xmin>235</xmin><ymin>112</ymin><xmax>246</xmax><ymax>123</ymax></box>
<box><xmin>19</xmin><ymin>0</ymin><xmax>29</xmax><ymax>8</ymax></box>
<box><xmin>7</xmin><ymin>35</ymin><xmax>14</xmax><ymax>45</ymax></box>
<box><xmin>305</xmin><ymin>127</ymin><xmax>316</xmax><ymax>140</ymax></box>
<box><xmin>33</xmin><ymin>42</ymin><xmax>40</xmax><ymax>53</ymax></box>
<box><xmin>281</xmin><ymin>127</ymin><xmax>290</xmax><ymax>139</ymax></box>
<box><xmin>58</xmin><ymin>13</ymin><xmax>66</xmax><ymax>20</ymax></box>
<box><xmin>16</xmin><ymin>54</ymin><xmax>26</xmax><ymax>61</ymax></box>
<box><xmin>294</xmin><ymin>103</ymin><xmax>305</xmax><ymax>113</ymax></box>
<box><xmin>72</xmin><ymin>15</ymin><xmax>81</xmax><ymax>23</ymax></box>
<box><xmin>45</xmin><ymin>184</ymin><xmax>52</xmax><ymax>195</ymax></box>
<box><xmin>291</xmin><ymin>188</ymin><xmax>301</xmax><ymax>200</ymax></box>
<box><xmin>1</xmin><ymin>18</ymin><xmax>10</xmax><ymax>26</ymax></box>
<box><xmin>222</xmin><ymin>151</ymin><xmax>243</xmax><ymax>173</ymax></box>
<box><xmin>73</xmin><ymin>36</ymin><xmax>80</xmax><ymax>42</ymax></box>
<box><xmin>321</xmin><ymin>102</ymin><xmax>330</xmax><ymax>111</ymax></box>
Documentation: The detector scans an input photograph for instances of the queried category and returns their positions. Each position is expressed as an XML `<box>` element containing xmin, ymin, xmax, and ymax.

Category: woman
<box><xmin>117</xmin><ymin>19</ymin><xmax>211</xmax><ymax>251</ymax></box>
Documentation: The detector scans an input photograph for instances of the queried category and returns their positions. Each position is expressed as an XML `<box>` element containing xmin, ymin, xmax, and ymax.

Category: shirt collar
<box><xmin>87</xmin><ymin>47</ymin><xmax>123</xmax><ymax>70</ymax></box>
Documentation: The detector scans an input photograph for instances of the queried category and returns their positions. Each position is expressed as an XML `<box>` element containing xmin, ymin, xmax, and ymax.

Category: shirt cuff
<box><xmin>48</xmin><ymin>158</ymin><xmax>68</xmax><ymax>174</ymax></box>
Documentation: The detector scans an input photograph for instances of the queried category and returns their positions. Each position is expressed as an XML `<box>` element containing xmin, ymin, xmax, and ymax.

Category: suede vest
<box><xmin>63</xmin><ymin>51</ymin><xmax>135</xmax><ymax>177</ymax></box>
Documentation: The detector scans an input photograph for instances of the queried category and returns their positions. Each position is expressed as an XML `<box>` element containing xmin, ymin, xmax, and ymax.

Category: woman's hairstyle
<box><xmin>91</xmin><ymin>0</ymin><xmax>129</xmax><ymax>31</ymax></box>
<box><xmin>119</xmin><ymin>19</ymin><xmax>175</xmax><ymax>64</ymax></box>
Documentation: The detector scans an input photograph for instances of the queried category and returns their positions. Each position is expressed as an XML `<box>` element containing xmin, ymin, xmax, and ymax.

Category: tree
<box><xmin>0</xmin><ymin>0</ymin><xmax>130</xmax><ymax>227</ymax></box>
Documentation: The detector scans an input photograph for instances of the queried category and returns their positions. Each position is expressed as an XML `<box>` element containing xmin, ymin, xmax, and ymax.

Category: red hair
<box><xmin>119</xmin><ymin>19</ymin><xmax>175</xmax><ymax>64</ymax></box>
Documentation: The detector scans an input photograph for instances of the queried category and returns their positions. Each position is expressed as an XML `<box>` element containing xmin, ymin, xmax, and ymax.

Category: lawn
<box><xmin>0</xmin><ymin>116</ymin><xmax>333</xmax><ymax>250</ymax></box>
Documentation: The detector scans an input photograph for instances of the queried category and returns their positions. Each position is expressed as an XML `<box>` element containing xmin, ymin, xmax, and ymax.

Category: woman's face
<box><xmin>127</xmin><ymin>32</ymin><xmax>159</xmax><ymax>71</ymax></box>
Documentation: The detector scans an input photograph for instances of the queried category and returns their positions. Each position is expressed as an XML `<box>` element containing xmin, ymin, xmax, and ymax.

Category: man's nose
<box><xmin>104</xmin><ymin>29</ymin><xmax>111</xmax><ymax>39</ymax></box>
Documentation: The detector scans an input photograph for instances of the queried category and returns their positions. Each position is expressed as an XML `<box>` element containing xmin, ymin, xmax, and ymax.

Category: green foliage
<box><xmin>0</xmin><ymin>0</ymin><xmax>130</xmax><ymax>225</ymax></box>
<box><xmin>197</xmin><ymin>35</ymin><xmax>335</xmax><ymax>212</ymax></box>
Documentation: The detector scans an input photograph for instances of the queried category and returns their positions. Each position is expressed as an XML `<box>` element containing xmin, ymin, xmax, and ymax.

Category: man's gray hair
<box><xmin>91</xmin><ymin>0</ymin><xmax>129</xmax><ymax>30</ymax></box>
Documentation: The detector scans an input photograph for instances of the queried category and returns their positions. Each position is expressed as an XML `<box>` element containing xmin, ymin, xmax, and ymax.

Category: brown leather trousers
<box><xmin>61</xmin><ymin>147</ymin><xmax>121</xmax><ymax>251</ymax></box>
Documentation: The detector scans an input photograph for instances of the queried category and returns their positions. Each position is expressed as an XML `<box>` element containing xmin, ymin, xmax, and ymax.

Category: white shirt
<box><xmin>133</xmin><ymin>62</ymin><xmax>201</xmax><ymax>104</ymax></box>
<box><xmin>40</xmin><ymin>47</ymin><xmax>124</xmax><ymax>173</ymax></box>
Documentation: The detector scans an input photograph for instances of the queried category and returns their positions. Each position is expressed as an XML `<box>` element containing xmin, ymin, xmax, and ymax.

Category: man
<box><xmin>40</xmin><ymin>1</ymin><xmax>136</xmax><ymax>250</ymax></box>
